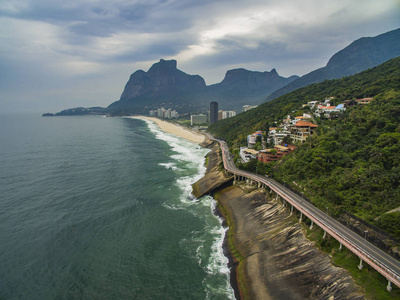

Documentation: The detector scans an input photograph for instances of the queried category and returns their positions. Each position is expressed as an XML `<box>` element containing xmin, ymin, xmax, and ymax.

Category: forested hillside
<box><xmin>208</xmin><ymin>56</ymin><xmax>400</xmax><ymax>237</ymax></box>
<box><xmin>209</xmin><ymin>57</ymin><xmax>400</xmax><ymax>146</ymax></box>
<box><xmin>275</xmin><ymin>89</ymin><xmax>400</xmax><ymax>237</ymax></box>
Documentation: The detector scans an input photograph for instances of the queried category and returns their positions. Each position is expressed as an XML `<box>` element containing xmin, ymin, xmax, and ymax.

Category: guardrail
<box><xmin>216</xmin><ymin>139</ymin><xmax>400</xmax><ymax>290</ymax></box>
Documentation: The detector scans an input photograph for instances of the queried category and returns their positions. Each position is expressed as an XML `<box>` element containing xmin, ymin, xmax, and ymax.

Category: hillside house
<box><xmin>290</xmin><ymin>120</ymin><xmax>318</xmax><ymax>143</ymax></box>
<box><xmin>240</xmin><ymin>147</ymin><xmax>259</xmax><ymax>163</ymax></box>
<box><xmin>258</xmin><ymin>144</ymin><xmax>296</xmax><ymax>163</ymax></box>
<box><xmin>247</xmin><ymin>131</ymin><xmax>263</xmax><ymax>148</ymax></box>
<box><xmin>356</xmin><ymin>97</ymin><xmax>373</xmax><ymax>104</ymax></box>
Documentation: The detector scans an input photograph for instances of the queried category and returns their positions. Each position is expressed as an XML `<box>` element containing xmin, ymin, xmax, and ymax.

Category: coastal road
<box><xmin>217</xmin><ymin>139</ymin><xmax>400</xmax><ymax>289</ymax></box>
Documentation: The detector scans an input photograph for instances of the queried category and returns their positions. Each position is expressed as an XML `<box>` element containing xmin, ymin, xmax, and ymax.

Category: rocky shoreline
<box><xmin>192</xmin><ymin>140</ymin><xmax>365</xmax><ymax>299</ymax></box>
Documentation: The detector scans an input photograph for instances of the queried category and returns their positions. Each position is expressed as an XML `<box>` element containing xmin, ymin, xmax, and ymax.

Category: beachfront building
<box><xmin>290</xmin><ymin>121</ymin><xmax>318</xmax><ymax>143</ymax></box>
<box><xmin>150</xmin><ymin>108</ymin><xmax>179</xmax><ymax>119</ymax></box>
<box><xmin>191</xmin><ymin>114</ymin><xmax>207</xmax><ymax>126</ymax></box>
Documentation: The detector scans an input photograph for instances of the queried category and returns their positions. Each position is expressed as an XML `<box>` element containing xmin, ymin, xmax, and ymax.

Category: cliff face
<box><xmin>208</xmin><ymin>68</ymin><xmax>298</xmax><ymax>110</ymax></box>
<box><xmin>119</xmin><ymin>59</ymin><xmax>206</xmax><ymax>100</ymax></box>
<box><xmin>216</xmin><ymin>186</ymin><xmax>365</xmax><ymax>300</ymax></box>
<box><xmin>107</xmin><ymin>59</ymin><xmax>298</xmax><ymax>114</ymax></box>
<box><xmin>266</xmin><ymin>28</ymin><xmax>400</xmax><ymax>101</ymax></box>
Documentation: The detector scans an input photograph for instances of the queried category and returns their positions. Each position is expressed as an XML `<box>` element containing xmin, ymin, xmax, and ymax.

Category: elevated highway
<box><xmin>216</xmin><ymin>139</ymin><xmax>400</xmax><ymax>291</ymax></box>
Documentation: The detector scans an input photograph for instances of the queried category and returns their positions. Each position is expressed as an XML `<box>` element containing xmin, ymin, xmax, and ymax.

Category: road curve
<box><xmin>216</xmin><ymin>139</ymin><xmax>400</xmax><ymax>288</ymax></box>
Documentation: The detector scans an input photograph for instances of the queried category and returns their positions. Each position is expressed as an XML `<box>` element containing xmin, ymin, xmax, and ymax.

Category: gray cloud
<box><xmin>0</xmin><ymin>0</ymin><xmax>399</xmax><ymax>113</ymax></box>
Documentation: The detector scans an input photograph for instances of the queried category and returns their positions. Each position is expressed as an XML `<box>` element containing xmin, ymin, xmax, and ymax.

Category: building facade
<box><xmin>290</xmin><ymin>121</ymin><xmax>318</xmax><ymax>143</ymax></box>
<box><xmin>210</xmin><ymin>102</ymin><xmax>218</xmax><ymax>125</ymax></box>
<box><xmin>191</xmin><ymin>114</ymin><xmax>207</xmax><ymax>126</ymax></box>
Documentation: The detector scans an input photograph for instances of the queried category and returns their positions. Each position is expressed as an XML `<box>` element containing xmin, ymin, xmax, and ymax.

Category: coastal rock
<box><xmin>216</xmin><ymin>186</ymin><xmax>365</xmax><ymax>299</ymax></box>
<box><xmin>191</xmin><ymin>141</ymin><xmax>233</xmax><ymax>198</ymax></box>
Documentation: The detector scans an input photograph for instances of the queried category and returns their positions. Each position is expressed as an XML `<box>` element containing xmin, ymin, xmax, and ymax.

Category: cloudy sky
<box><xmin>1</xmin><ymin>0</ymin><xmax>399</xmax><ymax>114</ymax></box>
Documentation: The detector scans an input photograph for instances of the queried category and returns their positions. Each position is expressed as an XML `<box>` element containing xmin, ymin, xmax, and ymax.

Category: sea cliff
<box><xmin>192</xmin><ymin>142</ymin><xmax>365</xmax><ymax>299</ymax></box>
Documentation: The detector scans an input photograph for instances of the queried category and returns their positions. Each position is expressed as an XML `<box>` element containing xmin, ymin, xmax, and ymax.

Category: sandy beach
<box><xmin>127</xmin><ymin>116</ymin><xmax>206</xmax><ymax>144</ymax></box>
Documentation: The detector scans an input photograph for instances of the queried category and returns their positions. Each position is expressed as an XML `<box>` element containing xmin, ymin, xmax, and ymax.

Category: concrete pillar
<box><xmin>299</xmin><ymin>211</ymin><xmax>302</xmax><ymax>222</ymax></box>
<box><xmin>339</xmin><ymin>243</ymin><xmax>343</xmax><ymax>251</ymax></box>
<box><xmin>387</xmin><ymin>280</ymin><xmax>392</xmax><ymax>292</ymax></box>
<box><xmin>323</xmin><ymin>230</ymin><xmax>327</xmax><ymax>239</ymax></box>
<box><xmin>310</xmin><ymin>220</ymin><xmax>313</xmax><ymax>230</ymax></box>
<box><xmin>358</xmin><ymin>258</ymin><xmax>363</xmax><ymax>270</ymax></box>
<box><xmin>290</xmin><ymin>205</ymin><xmax>293</xmax><ymax>216</ymax></box>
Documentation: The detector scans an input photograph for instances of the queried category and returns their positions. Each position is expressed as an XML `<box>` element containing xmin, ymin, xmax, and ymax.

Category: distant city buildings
<box><xmin>190</xmin><ymin>114</ymin><xmax>207</xmax><ymax>126</ymax></box>
<box><xmin>218</xmin><ymin>110</ymin><xmax>236</xmax><ymax>120</ymax></box>
<box><xmin>243</xmin><ymin>105</ymin><xmax>258</xmax><ymax>112</ymax></box>
<box><xmin>210</xmin><ymin>102</ymin><xmax>218</xmax><ymax>125</ymax></box>
<box><xmin>149</xmin><ymin>107</ymin><xmax>179</xmax><ymax>119</ymax></box>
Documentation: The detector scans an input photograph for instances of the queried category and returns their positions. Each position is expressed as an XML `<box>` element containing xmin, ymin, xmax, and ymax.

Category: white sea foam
<box><xmin>142</xmin><ymin>118</ymin><xmax>234</xmax><ymax>299</ymax></box>
<box><xmin>158</xmin><ymin>162</ymin><xmax>182</xmax><ymax>171</ymax></box>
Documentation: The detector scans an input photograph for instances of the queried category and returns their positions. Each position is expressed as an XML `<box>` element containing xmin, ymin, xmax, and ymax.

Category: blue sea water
<box><xmin>0</xmin><ymin>115</ymin><xmax>234</xmax><ymax>299</ymax></box>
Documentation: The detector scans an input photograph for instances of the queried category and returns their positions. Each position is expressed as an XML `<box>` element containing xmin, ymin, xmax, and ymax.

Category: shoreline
<box><xmin>126</xmin><ymin>116</ymin><xmax>205</xmax><ymax>144</ymax></box>
<box><xmin>130</xmin><ymin>117</ymin><xmax>236</xmax><ymax>298</ymax></box>
<box><xmin>193</xmin><ymin>142</ymin><xmax>365</xmax><ymax>299</ymax></box>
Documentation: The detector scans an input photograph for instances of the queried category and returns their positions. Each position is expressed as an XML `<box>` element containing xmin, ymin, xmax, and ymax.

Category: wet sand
<box><xmin>127</xmin><ymin>116</ymin><xmax>205</xmax><ymax>144</ymax></box>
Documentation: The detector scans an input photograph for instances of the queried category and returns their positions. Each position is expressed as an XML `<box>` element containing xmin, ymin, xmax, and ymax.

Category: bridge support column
<box><xmin>323</xmin><ymin>230</ymin><xmax>327</xmax><ymax>239</ymax></box>
<box><xmin>310</xmin><ymin>221</ymin><xmax>313</xmax><ymax>230</ymax></box>
<box><xmin>290</xmin><ymin>205</ymin><xmax>293</xmax><ymax>216</ymax></box>
<box><xmin>387</xmin><ymin>280</ymin><xmax>392</xmax><ymax>292</ymax></box>
<box><xmin>358</xmin><ymin>258</ymin><xmax>363</xmax><ymax>270</ymax></box>
<box><xmin>339</xmin><ymin>243</ymin><xmax>342</xmax><ymax>251</ymax></box>
<box><xmin>258</xmin><ymin>181</ymin><xmax>261</xmax><ymax>188</ymax></box>
<box><xmin>299</xmin><ymin>212</ymin><xmax>302</xmax><ymax>222</ymax></box>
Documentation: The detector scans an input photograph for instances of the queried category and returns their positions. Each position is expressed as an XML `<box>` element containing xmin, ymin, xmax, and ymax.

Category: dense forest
<box><xmin>208</xmin><ymin>57</ymin><xmax>400</xmax><ymax>237</ymax></box>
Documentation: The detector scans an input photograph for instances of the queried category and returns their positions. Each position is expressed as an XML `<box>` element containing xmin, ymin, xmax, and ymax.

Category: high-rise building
<box><xmin>210</xmin><ymin>102</ymin><xmax>218</xmax><ymax>125</ymax></box>
<box><xmin>222</xmin><ymin>110</ymin><xmax>236</xmax><ymax>119</ymax></box>
<box><xmin>191</xmin><ymin>114</ymin><xmax>207</xmax><ymax>126</ymax></box>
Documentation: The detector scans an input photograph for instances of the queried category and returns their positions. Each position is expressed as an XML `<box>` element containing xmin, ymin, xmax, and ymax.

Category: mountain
<box><xmin>107</xmin><ymin>59</ymin><xmax>298</xmax><ymax>115</ymax></box>
<box><xmin>108</xmin><ymin>59</ymin><xmax>208</xmax><ymax>114</ymax></box>
<box><xmin>209</xmin><ymin>56</ymin><xmax>400</xmax><ymax>147</ymax></box>
<box><xmin>208</xmin><ymin>68</ymin><xmax>298</xmax><ymax>110</ymax></box>
<box><xmin>209</xmin><ymin>56</ymin><xmax>400</xmax><ymax>238</ymax></box>
<box><xmin>266</xmin><ymin>28</ymin><xmax>400</xmax><ymax>101</ymax></box>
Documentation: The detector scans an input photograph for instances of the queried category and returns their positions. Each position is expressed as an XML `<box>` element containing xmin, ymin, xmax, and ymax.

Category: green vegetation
<box><xmin>275</xmin><ymin>89</ymin><xmax>400</xmax><ymax>236</ymax></box>
<box><xmin>302</xmin><ymin>219</ymin><xmax>400</xmax><ymax>299</ymax></box>
<box><xmin>209</xmin><ymin>57</ymin><xmax>400</xmax><ymax>238</ymax></box>
<box><xmin>209</xmin><ymin>57</ymin><xmax>400</xmax><ymax>146</ymax></box>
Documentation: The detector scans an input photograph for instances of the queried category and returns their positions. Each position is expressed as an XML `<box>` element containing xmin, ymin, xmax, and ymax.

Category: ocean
<box><xmin>0</xmin><ymin>115</ymin><xmax>234</xmax><ymax>299</ymax></box>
